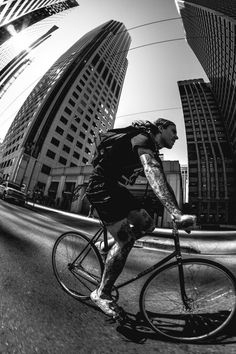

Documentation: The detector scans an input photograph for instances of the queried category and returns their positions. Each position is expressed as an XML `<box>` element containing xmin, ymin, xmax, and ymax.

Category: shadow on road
<box><xmin>115</xmin><ymin>311</ymin><xmax>236</xmax><ymax>345</ymax></box>
<box><xmin>0</xmin><ymin>222</ymin><xmax>36</xmax><ymax>255</ymax></box>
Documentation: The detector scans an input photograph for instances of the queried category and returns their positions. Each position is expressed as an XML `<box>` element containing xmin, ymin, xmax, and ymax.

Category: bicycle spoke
<box><xmin>140</xmin><ymin>259</ymin><xmax>236</xmax><ymax>342</ymax></box>
<box><xmin>52</xmin><ymin>231</ymin><xmax>103</xmax><ymax>300</ymax></box>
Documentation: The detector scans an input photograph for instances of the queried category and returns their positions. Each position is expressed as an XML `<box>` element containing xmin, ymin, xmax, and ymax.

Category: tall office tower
<box><xmin>0</xmin><ymin>24</ymin><xmax>59</xmax><ymax>100</ymax></box>
<box><xmin>0</xmin><ymin>0</ymin><xmax>79</xmax><ymax>45</ymax></box>
<box><xmin>0</xmin><ymin>20</ymin><xmax>131</xmax><ymax>195</ymax></box>
<box><xmin>178</xmin><ymin>79</ymin><xmax>236</xmax><ymax>226</ymax></box>
<box><xmin>176</xmin><ymin>0</ymin><xmax>236</xmax><ymax>158</ymax></box>
<box><xmin>180</xmin><ymin>164</ymin><xmax>188</xmax><ymax>203</ymax></box>
<box><xmin>0</xmin><ymin>1</ymin><xmax>79</xmax><ymax>99</ymax></box>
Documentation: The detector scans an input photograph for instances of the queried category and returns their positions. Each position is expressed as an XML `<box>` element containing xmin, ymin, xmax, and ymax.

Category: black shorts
<box><xmin>86</xmin><ymin>179</ymin><xmax>142</xmax><ymax>224</ymax></box>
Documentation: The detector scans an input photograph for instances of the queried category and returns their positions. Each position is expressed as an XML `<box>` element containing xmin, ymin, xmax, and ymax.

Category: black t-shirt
<box><xmin>92</xmin><ymin>133</ymin><xmax>162</xmax><ymax>185</ymax></box>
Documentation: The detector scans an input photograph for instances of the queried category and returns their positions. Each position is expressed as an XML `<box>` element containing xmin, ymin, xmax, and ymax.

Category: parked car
<box><xmin>0</xmin><ymin>181</ymin><xmax>26</xmax><ymax>206</ymax></box>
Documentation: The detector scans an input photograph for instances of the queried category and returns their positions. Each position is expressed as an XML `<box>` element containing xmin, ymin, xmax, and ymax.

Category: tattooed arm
<box><xmin>131</xmin><ymin>135</ymin><xmax>196</xmax><ymax>228</ymax></box>
<box><xmin>140</xmin><ymin>153</ymin><xmax>182</xmax><ymax>219</ymax></box>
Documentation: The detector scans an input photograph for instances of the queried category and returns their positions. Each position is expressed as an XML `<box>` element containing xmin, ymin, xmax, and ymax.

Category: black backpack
<box><xmin>92</xmin><ymin>124</ymin><xmax>157</xmax><ymax>167</ymax></box>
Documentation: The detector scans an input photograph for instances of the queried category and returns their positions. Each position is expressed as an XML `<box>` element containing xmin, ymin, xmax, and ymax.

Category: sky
<box><xmin>0</xmin><ymin>0</ymin><xmax>208</xmax><ymax>164</ymax></box>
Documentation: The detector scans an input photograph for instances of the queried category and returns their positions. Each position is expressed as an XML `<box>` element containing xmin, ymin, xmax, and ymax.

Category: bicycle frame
<box><xmin>70</xmin><ymin>227</ymin><xmax>104</xmax><ymax>268</ymax></box>
<box><xmin>115</xmin><ymin>222</ymin><xmax>182</xmax><ymax>290</ymax></box>
<box><xmin>71</xmin><ymin>221</ymin><xmax>191</xmax><ymax>309</ymax></box>
<box><xmin>97</xmin><ymin>220</ymin><xmax>190</xmax><ymax>308</ymax></box>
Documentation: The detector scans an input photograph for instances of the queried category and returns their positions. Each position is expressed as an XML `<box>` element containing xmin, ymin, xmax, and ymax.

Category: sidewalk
<box><xmin>27</xmin><ymin>202</ymin><xmax>236</xmax><ymax>255</ymax></box>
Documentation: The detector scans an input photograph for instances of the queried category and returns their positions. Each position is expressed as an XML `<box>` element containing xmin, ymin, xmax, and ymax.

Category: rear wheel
<box><xmin>140</xmin><ymin>258</ymin><xmax>236</xmax><ymax>342</ymax></box>
<box><xmin>52</xmin><ymin>231</ymin><xmax>103</xmax><ymax>300</ymax></box>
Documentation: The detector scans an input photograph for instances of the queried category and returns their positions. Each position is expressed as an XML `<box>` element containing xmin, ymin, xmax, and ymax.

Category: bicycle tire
<box><xmin>140</xmin><ymin>258</ymin><xmax>236</xmax><ymax>342</ymax></box>
<box><xmin>52</xmin><ymin>231</ymin><xmax>104</xmax><ymax>300</ymax></box>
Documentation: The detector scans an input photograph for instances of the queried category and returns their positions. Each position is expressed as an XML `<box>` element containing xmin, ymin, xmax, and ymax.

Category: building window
<box><xmin>56</xmin><ymin>126</ymin><xmax>64</xmax><ymax>135</ymax></box>
<box><xmin>79</xmin><ymin>131</ymin><xmax>85</xmax><ymax>139</ymax></box>
<box><xmin>77</xmin><ymin>107</ymin><xmax>83</xmax><ymax>115</ymax></box>
<box><xmin>102</xmin><ymin>66</ymin><xmax>109</xmax><ymax>81</ymax></box>
<box><xmin>107</xmin><ymin>73</ymin><xmax>112</xmax><ymax>86</ymax></box>
<box><xmin>82</xmin><ymin>157</ymin><xmax>88</xmax><ymax>164</ymax></box>
<box><xmin>59</xmin><ymin>156</ymin><xmax>67</xmax><ymax>165</ymax></box>
<box><xmin>60</xmin><ymin>116</ymin><xmax>68</xmax><ymax>125</ymax></box>
<box><xmin>84</xmin><ymin>93</ymin><xmax>89</xmax><ymax>100</ymax></box>
<box><xmin>69</xmin><ymin>98</ymin><xmax>75</xmax><ymax>107</ymax></box>
<box><xmin>46</xmin><ymin>149</ymin><xmax>56</xmax><ymax>159</ymax></box>
<box><xmin>115</xmin><ymin>85</ymin><xmax>120</xmax><ymax>99</ymax></box>
<box><xmin>80</xmin><ymin>79</ymin><xmax>85</xmax><ymax>86</ymax></box>
<box><xmin>111</xmin><ymin>79</ymin><xmax>117</xmax><ymax>93</ymax></box>
<box><xmin>85</xmin><ymin>114</ymin><xmax>91</xmax><ymax>122</ymax></box>
<box><xmin>97</xmin><ymin>60</ymin><xmax>104</xmax><ymax>73</ymax></box>
<box><xmin>66</xmin><ymin>134</ymin><xmax>74</xmax><ymax>142</ymax></box>
<box><xmin>72</xmin><ymin>91</ymin><xmax>79</xmax><ymax>99</ymax></box>
<box><xmin>92</xmin><ymin>53</ymin><xmax>100</xmax><ymax>66</ymax></box>
<box><xmin>76</xmin><ymin>141</ymin><xmax>83</xmax><ymax>149</ymax></box>
<box><xmin>63</xmin><ymin>145</ymin><xmax>70</xmax><ymax>153</ymax></box>
<box><xmin>82</xmin><ymin>123</ymin><xmax>88</xmax><ymax>130</ymax></box>
<box><xmin>70</xmin><ymin>124</ymin><xmax>77</xmax><ymax>132</ymax></box>
<box><xmin>41</xmin><ymin>164</ymin><xmax>51</xmax><ymax>175</ymax></box>
<box><xmin>76</xmin><ymin>85</ymin><xmax>82</xmax><ymax>92</ymax></box>
<box><xmin>81</xmin><ymin>99</ymin><xmax>86</xmax><ymax>107</ymax></box>
<box><xmin>51</xmin><ymin>137</ymin><xmax>60</xmax><ymax>147</ymax></box>
<box><xmin>64</xmin><ymin>107</ymin><xmax>72</xmax><ymax>115</ymax></box>
<box><xmin>70</xmin><ymin>162</ymin><xmax>77</xmax><ymax>167</ymax></box>
<box><xmin>74</xmin><ymin>116</ymin><xmax>80</xmax><ymax>123</ymax></box>
<box><xmin>73</xmin><ymin>151</ymin><xmax>80</xmax><ymax>160</ymax></box>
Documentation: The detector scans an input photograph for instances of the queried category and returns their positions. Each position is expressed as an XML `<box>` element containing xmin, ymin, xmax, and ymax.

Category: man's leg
<box><xmin>90</xmin><ymin>209</ymin><xmax>154</xmax><ymax>317</ymax></box>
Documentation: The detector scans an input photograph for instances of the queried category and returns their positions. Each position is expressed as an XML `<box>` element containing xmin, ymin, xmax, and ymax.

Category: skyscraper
<box><xmin>0</xmin><ymin>1</ymin><xmax>79</xmax><ymax>100</ymax></box>
<box><xmin>0</xmin><ymin>0</ymin><xmax>79</xmax><ymax>45</ymax></box>
<box><xmin>178</xmin><ymin>79</ymin><xmax>236</xmax><ymax>225</ymax></box>
<box><xmin>0</xmin><ymin>24</ymin><xmax>59</xmax><ymax>100</ymax></box>
<box><xmin>176</xmin><ymin>0</ymin><xmax>236</xmax><ymax>158</ymax></box>
<box><xmin>0</xmin><ymin>20</ymin><xmax>131</xmax><ymax>195</ymax></box>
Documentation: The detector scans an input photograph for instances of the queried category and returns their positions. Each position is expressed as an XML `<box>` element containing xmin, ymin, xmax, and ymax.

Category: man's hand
<box><xmin>173</xmin><ymin>214</ymin><xmax>197</xmax><ymax>231</ymax></box>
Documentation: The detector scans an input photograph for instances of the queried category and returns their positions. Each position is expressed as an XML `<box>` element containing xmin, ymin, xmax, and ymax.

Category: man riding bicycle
<box><xmin>86</xmin><ymin>118</ymin><xmax>196</xmax><ymax>318</ymax></box>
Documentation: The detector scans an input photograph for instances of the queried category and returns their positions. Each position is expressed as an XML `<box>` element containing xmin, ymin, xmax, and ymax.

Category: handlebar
<box><xmin>172</xmin><ymin>220</ymin><xmax>192</xmax><ymax>236</ymax></box>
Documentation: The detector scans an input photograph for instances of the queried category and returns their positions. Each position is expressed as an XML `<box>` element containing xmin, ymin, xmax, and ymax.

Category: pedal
<box><xmin>113</xmin><ymin>308</ymin><xmax>127</xmax><ymax>324</ymax></box>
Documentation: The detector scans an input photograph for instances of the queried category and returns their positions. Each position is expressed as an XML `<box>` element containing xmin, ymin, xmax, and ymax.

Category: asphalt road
<box><xmin>0</xmin><ymin>200</ymin><xmax>236</xmax><ymax>354</ymax></box>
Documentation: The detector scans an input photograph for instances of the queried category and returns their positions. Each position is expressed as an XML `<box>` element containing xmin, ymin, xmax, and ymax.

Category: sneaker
<box><xmin>90</xmin><ymin>289</ymin><xmax>122</xmax><ymax>318</ymax></box>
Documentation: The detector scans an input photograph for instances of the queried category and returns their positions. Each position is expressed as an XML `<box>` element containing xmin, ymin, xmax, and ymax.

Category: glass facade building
<box><xmin>176</xmin><ymin>0</ymin><xmax>236</xmax><ymax>159</ymax></box>
<box><xmin>178</xmin><ymin>79</ymin><xmax>236</xmax><ymax>225</ymax></box>
<box><xmin>0</xmin><ymin>1</ymin><xmax>79</xmax><ymax>99</ymax></box>
<box><xmin>0</xmin><ymin>20</ymin><xmax>131</xmax><ymax>195</ymax></box>
<box><xmin>0</xmin><ymin>0</ymin><xmax>78</xmax><ymax>45</ymax></box>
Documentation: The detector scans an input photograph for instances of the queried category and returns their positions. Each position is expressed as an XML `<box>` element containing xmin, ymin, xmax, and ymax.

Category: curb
<box><xmin>135</xmin><ymin>238</ymin><xmax>200</xmax><ymax>254</ymax></box>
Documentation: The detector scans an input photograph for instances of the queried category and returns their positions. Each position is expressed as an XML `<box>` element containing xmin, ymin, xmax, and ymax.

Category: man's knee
<box><xmin>127</xmin><ymin>209</ymin><xmax>155</xmax><ymax>236</ymax></box>
<box><xmin>106</xmin><ymin>218</ymin><xmax>136</xmax><ymax>244</ymax></box>
<box><xmin>106</xmin><ymin>209</ymin><xmax>154</xmax><ymax>244</ymax></box>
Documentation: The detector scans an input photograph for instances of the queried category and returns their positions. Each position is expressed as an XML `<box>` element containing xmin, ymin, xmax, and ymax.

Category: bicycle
<box><xmin>52</xmin><ymin>220</ymin><xmax>236</xmax><ymax>343</ymax></box>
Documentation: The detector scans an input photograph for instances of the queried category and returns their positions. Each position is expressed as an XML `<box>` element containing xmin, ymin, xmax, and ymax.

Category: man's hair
<box><xmin>132</xmin><ymin>118</ymin><xmax>175</xmax><ymax>134</ymax></box>
<box><xmin>152</xmin><ymin>118</ymin><xmax>175</xmax><ymax>132</ymax></box>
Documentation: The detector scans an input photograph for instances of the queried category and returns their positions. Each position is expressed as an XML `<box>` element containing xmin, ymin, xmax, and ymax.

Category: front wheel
<box><xmin>52</xmin><ymin>231</ymin><xmax>104</xmax><ymax>300</ymax></box>
<box><xmin>140</xmin><ymin>258</ymin><xmax>236</xmax><ymax>342</ymax></box>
